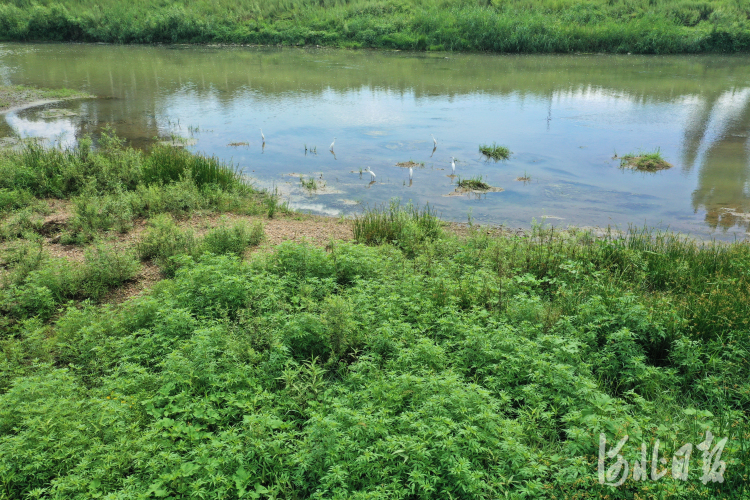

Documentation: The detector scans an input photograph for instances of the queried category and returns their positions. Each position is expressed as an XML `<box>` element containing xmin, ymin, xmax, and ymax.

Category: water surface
<box><xmin>2</xmin><ymin>44</ymin><xmax>750</xmax><ymax>238</ymax></box>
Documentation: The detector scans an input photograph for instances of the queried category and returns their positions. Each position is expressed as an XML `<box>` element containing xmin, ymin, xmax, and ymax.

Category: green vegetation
<box><xmin>457</xmin><ymin>175</ymin><xmax>491</xmax><ymax>190</ymax></box>
<box><xmin>0</xmin><ymin>84</ymin><xmax>92</xmax><ymax>111</ymax></box>
<box><xmin>0</xmin><ymin>0</ymin><xmax>750</xmax><ymax>53</ymax></box>
<box><xmin>620</xmin><ymin>148</ymin><xmax>674</xmax><ymax>171</ymax></box>
<box><xmin>0</xmin><ymin>130</ymin><xmax>280</xmax><ymax>324</ymax></box>
<box><xmin>352</xmin><ymin>199</ymin><xmax>442</xmax><ymax>255</ymax></box>
<box><xmin>1</xmin><ymin>197</ymin><xmax>749</xmax><ymax>496</ymax></box>
<box><xmin>480</xmin><ymin>142</ymin><xmax>511</xmax><ymax>160</ymax></box>
<box><xmin>300</xmin><ymin>175</ymin><xmax>318</xmax><ymax>191</ymax></box>
<box><xmin>1</xmin><ymin>128</ymin><xmax>748</xmax><ymax>496</ymax></box>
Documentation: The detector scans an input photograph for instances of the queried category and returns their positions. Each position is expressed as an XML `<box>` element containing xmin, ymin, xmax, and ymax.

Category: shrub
<box><xmin>136</xmin><ymin>214</ymin><xmax>199</xmax><ymax>276</ymax></box>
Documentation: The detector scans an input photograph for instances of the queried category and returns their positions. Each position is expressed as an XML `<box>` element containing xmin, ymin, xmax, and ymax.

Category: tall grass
<box><xmin>143</xmin><ymin>145</ymin><xmax>243</xmax><ymax>190</ymax></box>
<box><xmin>353</xmin><ymin>200</ymin><xmax>442</xmax><ymax>255</ymax></box>
<box><xmin>0</xmin><ymin>0</ymin><xmax>749</xmax><ymax>53</ymax></box>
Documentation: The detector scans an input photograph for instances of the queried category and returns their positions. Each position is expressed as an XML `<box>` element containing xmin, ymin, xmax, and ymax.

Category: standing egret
<box><xmin>366</xmin><ymin>166</ymin><xmax>376</xmax><ymax>182</ymax></box>
<box><xmin>409</xmin><ymin>166</ymin><xmax>413</xmax><ymax>181</ymax></box>
<box><xmin>260</xmin><ymin>129</ymin><xmax>265</xmax><ymax>144</ymax></box>
<box><xmin>451</xmin><ymin>156</ymin><xmax>456</xmax><ymax>175</ymax></box>
<box><xmin>431</xmin><ymin>134</ymin><xmax>437</xmax><ymax>147</ymax></box>
<box><xmin>330</xmin><ymin>137</ymin><xmax>336</xmax><ymax>151</ymax></box>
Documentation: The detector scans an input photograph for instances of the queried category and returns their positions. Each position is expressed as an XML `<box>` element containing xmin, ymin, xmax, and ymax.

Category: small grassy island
<box><xmin>620</xmin><ymin>149</ymin><xmax>674</xmax><ymax>172</ymax></box>
<box><xmin>480</xmin><ymin>142</ymin><xmax>512</xmax><ymax>161</ymax></box>
<box><xmin>1</xmin><ymin>0</ymin><xmax>749</xmax><ymax>53</ymax></box>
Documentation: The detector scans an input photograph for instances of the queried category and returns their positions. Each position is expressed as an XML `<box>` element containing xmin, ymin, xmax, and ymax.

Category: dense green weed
<box><xmin>1</xmin><ymin>205</ymin><xmax>749</xmax><ymax>497</ymax></box>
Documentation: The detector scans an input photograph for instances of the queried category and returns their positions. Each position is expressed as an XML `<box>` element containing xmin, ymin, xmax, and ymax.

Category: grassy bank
<box><xmin>0</xmin><ymin>84</ymin><xmax>91</xmax><ymax>112</ymax></box>
<box><xmin>1</xmin><ymin>0</ymin><xmax>750</xmax><ymax>53</ymax></box>
<box><xmin>0</xmin><ymin>134</ymin><xmax>749</xmax><ymax>497</ymax></box>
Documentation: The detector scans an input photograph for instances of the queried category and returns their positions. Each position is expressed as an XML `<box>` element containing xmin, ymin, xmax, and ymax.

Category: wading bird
<box><xmin>330</xmin><ymin>137</ymin><xmax>336</xmax><ymax>151</ymax></box>
<box><xmin>409</xmin><ymin>166</ymin><xmax>413</xmax><ymax>181</ymax></box>
<box><xmin>451</xmin><ymin>156</ymin><xmax>456</xmax><ymax>175</ymax></box>
<box><xmin>366</xmin><ymin>166</ymin><xmax>376</xmax><ymax>182</ymax></box>
<box><xmin>431</xmin><ymin>134</ymin><xmax>437</xmax><ymax>148</ymax></box>
<box><xmin>260</xmin><ymin>129</ymin><xmax>265</xmax><ymax>144</ymax></box>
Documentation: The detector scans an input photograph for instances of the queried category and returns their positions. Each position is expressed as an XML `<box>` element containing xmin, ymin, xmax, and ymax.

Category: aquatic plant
<box><xmin>300</xmin><ymin>176</ymin><xmax>317</xmax><ymax>191</ymax></box>
<box><xmin>620</xmin><ymin>148</ymin><xmax>673</xmax><ymax>171</ymax></box>
<box><xmin>479</xmin><ymin>142</ymin><xmax>511</xmax><ymax>160</ymax></box>
<box><xmin>457</xmin><ymin>175</ymin><xmax>491</xmax><ymax>190</ymax></box>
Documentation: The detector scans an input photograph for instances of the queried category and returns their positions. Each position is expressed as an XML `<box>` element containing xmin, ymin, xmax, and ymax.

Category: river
<box><xmin>2</xmin><ymin>43</ymin><xmax>750</xmax><ymax>239</ymax></box>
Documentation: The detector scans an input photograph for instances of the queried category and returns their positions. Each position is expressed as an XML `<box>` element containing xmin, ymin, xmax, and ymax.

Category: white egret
<box><xmin>366</xmin><ymin>166</ymin><xmax>376</xmax><ymax>182</ymax></box>
<box><xmin>330</xmin><ymin>137</ymin><xmax>336</xmax><ymax>151</ymax></box>
<box><xmin>451</xmin><ymin>156</ymin><xmax>456</xmax><ymax>175</ymax></box>
<box><xmin>260</xmin><ymin>128</ymin><xmax>265</xmax><ymax>143</ymax></box>
<box><xmin>431</xmin><ymin>134</ymin><xmax>437</xmax><ymax>147</ymax></box>
<box><xmin>409</xmin><ymin>166</ymin><xmax>413</xmax><ymax>181</ymax></box>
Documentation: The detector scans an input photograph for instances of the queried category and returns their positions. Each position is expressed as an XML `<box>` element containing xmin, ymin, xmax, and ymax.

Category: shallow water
<box><xmin>2</xmin><ymin>43</ymin><xmax>750</xmax><ymax>239</ymax></box>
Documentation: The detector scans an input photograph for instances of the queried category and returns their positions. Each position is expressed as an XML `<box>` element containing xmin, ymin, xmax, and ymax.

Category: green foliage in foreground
<box><xmin>1</xmin><ymin>0</ymin><xmax>750</xmax><ymax>53</ymax></box>
<box><xmin>0</xmin><ymin>204</ymin><xmax>749</xmax><ymax>497</ymax></box>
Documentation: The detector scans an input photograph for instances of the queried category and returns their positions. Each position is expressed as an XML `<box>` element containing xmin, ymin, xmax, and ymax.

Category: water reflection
<box><xmin>0</xmin><ymin>44</ymin><xmax>749</xmax><ymax>237</ymax></box>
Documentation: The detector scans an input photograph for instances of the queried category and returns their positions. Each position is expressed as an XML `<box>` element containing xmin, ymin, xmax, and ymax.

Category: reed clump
<box><xmin>457</xmin><ymin>175</ymin><xmax>491</xmax><ymax>190</ymax></box>
<box><xmin>479</xmin><ymin>143</ymin><xmax>511</xmax><ymax>160</ymax></box>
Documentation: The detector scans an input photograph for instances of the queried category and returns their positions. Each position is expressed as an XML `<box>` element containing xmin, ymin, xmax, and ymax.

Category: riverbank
<box><xmin>0</xmin><ymin>85</ymin><xmax>92</xmax><ymax>114</ymax></box>
<box><xmin>0</xmin><ymin>135</ymin><xmax>748</xmax><ymax>497</ymax></box>
<box><xmin>1</xmin><ymin>0</ymin><xmax>749</xmax><ymax>53</ymax></box>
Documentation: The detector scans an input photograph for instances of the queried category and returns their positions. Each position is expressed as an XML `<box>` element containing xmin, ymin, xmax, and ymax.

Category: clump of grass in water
<box><xmin>620</xmin><ymin>148</ymin><xmax>672</xmax><ymax>171</ymax></box>
<box><xmin>516</xmin><ymin>171</ymin><xmax>531</xmax><ymax>182</ymax></box>
<box><xmin>300</xmin><ymin>176</ymin><xmax>317</xmax><ymax>191</ymax></box>
<box><xmin>479</xmin><ymin>143</ymin><xmax>511</xmax><ymax>161</ymax></box>
<box><xmin>457</xmin><ymin>175</ymin><xmax>491</xmax><ymax>190</ymax></box>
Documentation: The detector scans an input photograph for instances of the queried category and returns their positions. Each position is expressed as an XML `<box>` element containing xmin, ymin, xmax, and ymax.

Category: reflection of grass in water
<box><xmin>479</xmin><ymin>143</ymin><xmax>511</xmax><ymax>161</ymax></box>
<box><xmin>516</xmin><ymin>171</ymin><xmax>531</xmax><ymax>182</ymax></box>
<box><xmin>620</xmin><ymin>149</ymin><xmax>672</xmax><ymax>171</ymax></box>
<box><xmin>457</xmin><ymin>175</ymin><xmax>491</xmax><ymax>190</ymax></box>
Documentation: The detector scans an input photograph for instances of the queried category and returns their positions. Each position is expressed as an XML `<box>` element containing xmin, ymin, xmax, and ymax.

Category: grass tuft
<box><xmin>620</xmin><ymin>148</ymin><xmax>673</xmax><ymax>171</ymax></box>
<box><xmin>457</xmin><ymin>175</ymin><xmax>491</xmax><ymax>190</ymax></box>
<box><xmin>479</xmin><ymin>142</ymin><xmax>511</xmax><ymax>160</ymax></box>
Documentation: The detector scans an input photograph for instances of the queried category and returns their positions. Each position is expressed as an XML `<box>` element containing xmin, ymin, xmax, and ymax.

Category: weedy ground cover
<box><xmin>0</xmin><ymin>178</ymin><xmax>749</xmax><ymax>498</ymax></box>
<box><xmin>1</xmin><ymin>0</ymin><xmax>750</xmax><ymax>53</ymax></box>
<box><xmin>0</xmin><ymin>126</ymin><xmax>747</xmax><ymax>496</ymax></box>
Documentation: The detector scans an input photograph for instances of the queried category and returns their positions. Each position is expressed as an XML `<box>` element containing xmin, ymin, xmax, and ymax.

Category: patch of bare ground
<box><xmin>103</xmin><ymin>262</ymin><xmax>161</xmax><ymax>304</ymax></box>
<box><xmin>31</xmin><ymin>204</ymin><xmax>355</xmax><ymax>303</ymax></box>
